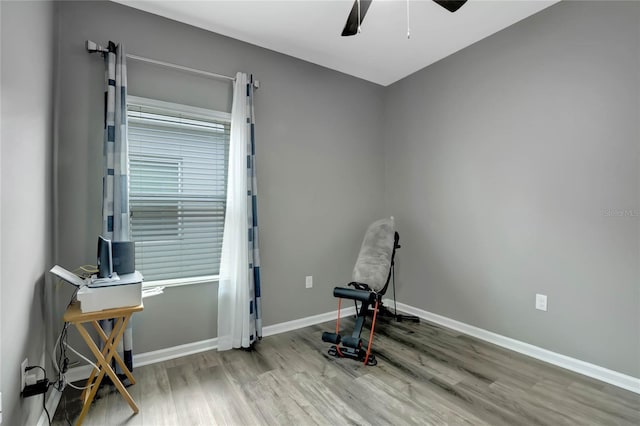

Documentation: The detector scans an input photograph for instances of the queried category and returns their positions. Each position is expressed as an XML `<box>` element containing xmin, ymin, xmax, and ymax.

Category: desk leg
<box><xmin>91</xmin><ymin>317</ymin><xmax>137</xmax><ymax>385</ymax></box>
<box><xmin>75</xmin><ymin>320</ymin><xmax>139</xmax><ymax>426</ymax></box>
<box><xmin>100</xmin><ymin>315</ymin><xmax>139</xmax><ymax>413</ymax></box>
<box><xmin>80</xmin><ymin>316</ymin><xmax>125</xmax><ymax>403</ymax></box>
<box><xmin>80</xmin><ymin>320</ymin><xmax>116</xmax><ymax>403</ymax></box>
<box><xmin>74</xmin><ymin>323</ymin><xmax>107</xmax><ymax>426</ymax></box>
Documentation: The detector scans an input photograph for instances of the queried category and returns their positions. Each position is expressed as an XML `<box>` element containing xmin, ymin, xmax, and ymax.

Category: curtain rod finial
<box><xmin>86</xmin><ymin>40</ymin><xmax>107</xmax><ymax>53</ymax></box>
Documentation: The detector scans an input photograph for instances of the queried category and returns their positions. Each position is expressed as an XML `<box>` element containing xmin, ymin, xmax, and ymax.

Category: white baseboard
<box><xmin>66</xmin><ymin>336</ymin><xmax>222</xmax><ymax>383</ymax></box>
<box><xmin>389</xmin><ymin>300</ymin><xmax>640</xmax><ymax>395</ymax></box>
<box><xmin>262</xmin><ymin>305</ymin><xmax>356</xmax><ymax>337</ymax></box>
<box><xmin>64</xmin><ymin>305</ymin><xmax>354</xmax><ymax>383</ymax></box>
<box><xmin>57</xmin><ymin>299</ymin><xmax>639</xmax><ymax>424</ymax></box>
<box><xmin>64</xmin><ymin>338</ymin><xmax>223</xmax><ymax>384</ymax></box>
<box><xmin>37</xmin><ymin>386</ymin><xmax>63</xmax><ymax>426</ymax></box>
<box><xmin>134</xmin><ymin>337</ymin><xmax>219</xmax><ymax>367</ymax></box>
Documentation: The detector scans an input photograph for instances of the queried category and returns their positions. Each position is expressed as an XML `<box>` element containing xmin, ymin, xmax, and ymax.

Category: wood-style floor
<box><xmin>53</xmin><ymin>313</ymin><xmax>640</xmax><ymax>425</ymax></box>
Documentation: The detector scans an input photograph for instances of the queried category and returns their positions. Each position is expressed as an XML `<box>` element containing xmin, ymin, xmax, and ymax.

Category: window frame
<box><xmin>127</xmin><ymin>95</ymin><xmax>231</xmax><ymax>289</ymax></box>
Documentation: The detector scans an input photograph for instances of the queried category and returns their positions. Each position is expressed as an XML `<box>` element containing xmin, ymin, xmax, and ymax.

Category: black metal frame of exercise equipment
<box><xmin>322</xmin><ymin>232</ymin><xmax>419</xmax><ymax>366</ymax></box>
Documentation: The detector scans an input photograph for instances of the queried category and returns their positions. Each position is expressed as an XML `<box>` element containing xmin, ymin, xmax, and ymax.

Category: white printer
<box><xmin>50</xmin><ymin>237</ymin><xmax>143</xmax><ymax>313</ymax></box>
<box><xmin>77</xmin><ymin>271</ymin><xmax>144</xmax><ymax>313</ymax></box>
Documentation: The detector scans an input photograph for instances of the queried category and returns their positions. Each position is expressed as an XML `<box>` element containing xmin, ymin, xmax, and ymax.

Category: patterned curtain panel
<box><xmin>218</xmin><ymin>72</ymin><xmax>262</xmax><ymax>350</ymax></box>
<box><xmin>100</xmin><ymin>41</ymin><xmax>134</xmax><ymax>373</ymax></box>
<box><xmin>248</xmin><ymin>74</ymin><xmax>262</xmax><ymax>343</ymax></box>
<box><xmin>102</xmin><ymin>41</ymin><xmax>130</xmax><ymax>241</ymax></box>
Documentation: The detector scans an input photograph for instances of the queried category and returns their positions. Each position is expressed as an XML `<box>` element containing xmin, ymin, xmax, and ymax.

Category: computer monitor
<box><xmin>97</xmin><ymin>236</ymin><xmax>113</xmax><ymax>278</ymax></box>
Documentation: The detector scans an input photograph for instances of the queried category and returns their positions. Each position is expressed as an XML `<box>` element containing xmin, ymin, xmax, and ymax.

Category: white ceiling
<box><xmin>113</xmin><ymin>0</ymin><xmax>559</xmax><ymax>86</ymax></box>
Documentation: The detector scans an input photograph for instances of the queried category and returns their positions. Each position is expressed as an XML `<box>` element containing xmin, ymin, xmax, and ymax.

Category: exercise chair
<box><xmin>322</xmin><ymin>217</ymin><xmax>418</xmax><ymax>366</ymax></box>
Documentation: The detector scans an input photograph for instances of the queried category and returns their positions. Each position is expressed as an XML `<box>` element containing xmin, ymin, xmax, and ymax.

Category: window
<box><xmin>127</xmin><ymin>96</ymin><xmax>230</xmax><ymax>285</ymax></box>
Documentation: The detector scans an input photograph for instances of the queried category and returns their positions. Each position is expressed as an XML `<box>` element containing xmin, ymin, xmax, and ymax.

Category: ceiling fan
<box><xmin>341</xmin><ymin>0</ymin><xmax>468</xmax><ymax>36</ymax></box>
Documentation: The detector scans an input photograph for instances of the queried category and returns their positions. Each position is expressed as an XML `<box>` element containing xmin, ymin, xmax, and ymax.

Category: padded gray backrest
<box><xmin>352</xmin><ymin>217</ymin><xmax>395</xmax><ymax>292</ymax></box>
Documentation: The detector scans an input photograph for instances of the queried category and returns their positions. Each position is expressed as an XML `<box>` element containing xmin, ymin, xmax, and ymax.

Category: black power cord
<box><xmin>43</xmin><ymin>388</ymin><xmax>52</xmax><ymax>426</ymax></box>
<box><xmin>24</xmin><ymin>365</ymin><xmax>51</xmax><ymax>425</ymax></box>
<box><xmin>54</xmin><ymin>287</ymin><xmax>79</xmax><ymax>425</ymax></box>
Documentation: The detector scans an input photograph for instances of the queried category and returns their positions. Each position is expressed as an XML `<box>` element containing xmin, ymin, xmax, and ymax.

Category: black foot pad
<box><xmin>322</xmin><ymin>332</ymin><xmax>341</xmax><ymax>344</ymax></box>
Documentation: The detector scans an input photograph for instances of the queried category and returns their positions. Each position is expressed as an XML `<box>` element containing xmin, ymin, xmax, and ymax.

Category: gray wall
<box><xmin>383</xmin><ymin>1</ymin><xmax>640</xmax><ymax>377</ymax></box>
<box><xmin>54</xmin><ymin>1</ymin><xmax>385</xmax><ymax>354</ymax></box>
<box><xmin>52</xmin><ymin>0</ymin><xmax>639</xmax><ymax>383</ymax></box>
<box><xmin>1</xmin><ymin>1</ymin><xmax>55</xmax><ymax>424</ymax></box>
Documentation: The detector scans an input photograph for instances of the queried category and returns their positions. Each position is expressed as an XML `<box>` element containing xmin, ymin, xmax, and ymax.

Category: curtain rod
<box><xmin>126</xmin><ymin>53</ymin><xmax>235</xmax><ymax>82</ymax></box>
<box><xmin>86</xmin><ymin>40</ymin><xmax>237</xmax><ymax>84</ymax></box>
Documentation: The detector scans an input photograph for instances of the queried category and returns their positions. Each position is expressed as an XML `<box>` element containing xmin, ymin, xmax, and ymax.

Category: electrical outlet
<box><xmin>535</xmin><ymin>294</ymin><xmax>548</xmax><ymax>311</ymax></box>
<box><xmin>20</xmin><ymin>358</ymin><xmax>28</xmax><ymax>392</ymax></box>
<box><xmin>25</xmin><ymin>373</ymin><xmax>38</xmax><ymax>387</ymax></box>
<box><xmin>305</xmin><ymin>275</ymin><xmax>313</xmax><ymax>289</ymax></box>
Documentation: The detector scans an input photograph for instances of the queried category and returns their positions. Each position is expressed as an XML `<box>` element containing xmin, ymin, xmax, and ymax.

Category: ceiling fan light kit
<box><xmin>341</xmin><ymin>0</ymin><xmax>468</xmax><ymax>37</ymax></box>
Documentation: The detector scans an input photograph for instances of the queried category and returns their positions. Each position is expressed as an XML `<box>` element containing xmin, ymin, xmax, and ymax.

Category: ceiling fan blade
<box><xmin>433</xmin><ymin>0</ymin><xmax>468</xmax><ymax>13</ymax></box>
<box><xmin>341</xmin><ymin>0</ymin><xmax>373</xmax><ymax>37</ymax></box>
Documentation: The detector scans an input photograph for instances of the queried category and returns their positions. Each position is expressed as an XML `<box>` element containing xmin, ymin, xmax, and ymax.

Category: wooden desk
<box><xmin>63</xmin><ymin>302</ymin><xmax>144</xmax><ymax>425</ymax></box>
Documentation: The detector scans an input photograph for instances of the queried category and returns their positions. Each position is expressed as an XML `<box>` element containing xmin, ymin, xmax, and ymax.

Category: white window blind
<box><xmin>127</xmin><ymin>98</ymin><xmax>230</xmax><ymax>283</ymax></box>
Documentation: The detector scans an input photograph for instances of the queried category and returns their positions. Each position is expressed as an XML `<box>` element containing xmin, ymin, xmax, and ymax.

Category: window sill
<box><xmin>142</xmin><ymin>275</ymin><xmax>219</xmax><ymax>289</ymax></box>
